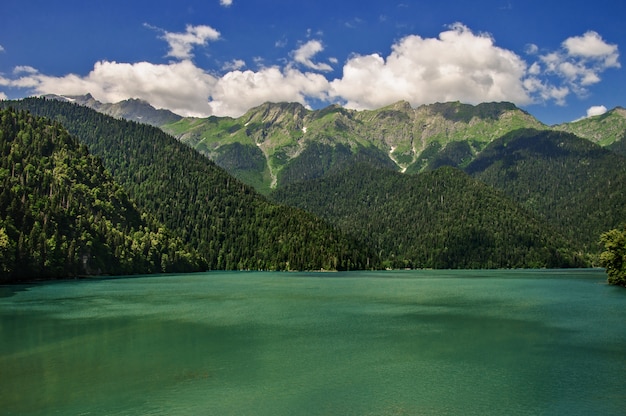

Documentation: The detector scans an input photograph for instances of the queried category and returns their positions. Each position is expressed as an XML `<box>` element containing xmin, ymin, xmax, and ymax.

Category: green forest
<box><xmin>0</xmin><ymin>108</ymin><xmax>204</xmax><ymax>281</ymax></box>
<box><xmin>0</xmin><ymin>99</ymin><xmax>373</xmax><ymax>282</ymax></box>
<box><xmin>465</xmin><ymin>129</ymin><xmax>626</xmax><ymax>254</ymax></box>
<box><xmin>2</xmin><ymin>97</ymin><xmax>625</xmax><ymax>284</ymax></box>
<box><xmin>271</xmin><ymin>163</ymin><xmax>585</xmax><ymax>269</ymax></box>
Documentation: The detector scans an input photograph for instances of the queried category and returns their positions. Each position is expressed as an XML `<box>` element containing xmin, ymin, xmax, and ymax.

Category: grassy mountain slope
<box><xmin>0</xmin><ymin>107</ymin><xmax>204</xmax><ymax>282</ymax></box>
<box><xmin>2</xmin><ymin>98</ymin><xmax>374</xmax><ymax>271</ymax></box>
<box><xmin>271</xmin><ymin>163</ymin><xmax>584</xmax><ymax>269</ymax></box>
<box><xmin>553</xmin><ymin>107</ymin><xmax>626</xmax><ymax>149</ymax></box>
<box><xmin>465</xmin><ymin>128</ymin><xmax>626</xmax><ymax>254</ymax></box>
<box><xmin>162</xmin><ymin>101</ymin><xmax>545</xmax><ymax>192</ymax></box>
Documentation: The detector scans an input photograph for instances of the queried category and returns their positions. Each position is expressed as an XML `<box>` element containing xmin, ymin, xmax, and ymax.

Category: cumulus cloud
<box><xmin>0</xmin><ymin>92</ymin><xmax>7</xmax><ymax>100</ymax></box>
<box><xmin>146</xmin><ymin>23</ymin><xmax>221</xmax><ymax>60</ymax></box>
<box><xmin>572</xmin><ymin>104</ymin><xmax>608</xmax><ymax>122</ymax></box>
<box><xmin>564</xmin><ymin>31</ymin><xmax>619</xmax><ymax>62</ymax></box>
<box><xmin>292</xmin><ymin>40</ymin><xmax>333</xmax><ymax>72</ymax></box>
<box><xmin>9</xmin><ymin>60</ymin><xmax>218</xmax><ymax>117</ymax></box>
<box><xmin>2</xmin><ymin>22</ymin><xmax>620</xmax><ymax>118</ymax></box>
<box><xmin>531</xmin><ymin>31</ymin><xmax>619</xmax><ymax>100</ymax></box>
<box><xmin>207</xmin><ymin>66</ymin><xmax>330</xmax><ymax>117</ymax></box>
<box><xmin>586</xmin><ymin>105</ymin><xmax>608</xmax><ymax>117</ymax></box>
<box><xmin>330</xmin><ymin>23</ymin><xmax>531</xmax><ymax>109</ymax></box>
<box><xmin>220</xmin><ymin>0</ymin><xmax>233</xmax><ymax>6</ymax></box>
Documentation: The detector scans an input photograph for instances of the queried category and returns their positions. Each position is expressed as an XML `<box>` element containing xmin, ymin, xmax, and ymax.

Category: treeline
<box><xmin>1</xmin><ymin>98</ymin><xmax>374</xmax><ymax>275</ymax></box>
<box><xmin>271</xmin><ymin>163</ymin><xmax>586</xmax><ymax>269</ymax></box>
<box><xmin>0</xmin><ymin>108</ymin><xmax>205</xmax><ymax>281</ymax></box>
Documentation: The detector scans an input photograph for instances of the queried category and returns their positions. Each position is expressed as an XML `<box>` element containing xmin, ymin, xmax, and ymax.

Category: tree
<box><xmin>599</xmin><ymin>227</ymin><xmax>626</xmax><ymax>287</ymax></box>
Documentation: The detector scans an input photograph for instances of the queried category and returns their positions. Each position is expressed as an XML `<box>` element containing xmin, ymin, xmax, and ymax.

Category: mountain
<box><xmin>552</xmin><ymin>107</ymin><xmax>626</xmax><ymax>156</ymax></box>
<box><xmin>5</xmin><ymin>96</ymin><xmax>625</xmax><ymax>272</ymax></box>
<box><xmin>0</xmin><ymin>107</ymin><xmax>204</xmax><ymax>282</ymax></box>
<box><xmin>161</xmin><ymin>101</ymin><xmax>546</xmax><ymax>193</ymax></box>
<box><xmin>465</xmin><ymin>128</ymin><xmax>626</xmax><ymax>254</ymax></box>
<box><xmin>2</xmin><ymin>98</ymin><xmax>374</xmax><ymax>272</ymax></box>
<box><xmin>43</xmin><ymin>93</ymin><xmax>182</xmax><ymax>127</ymax></box>
<box><xmin>271</xmin><ymin>163</ymin><xmax>585</xmax><ymax>269</ymax></box>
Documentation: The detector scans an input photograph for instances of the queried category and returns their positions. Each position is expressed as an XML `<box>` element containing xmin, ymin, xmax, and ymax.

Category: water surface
<box><xmin>1</xmin><ymin>269</ymin><xmax>624</xmax><ymax>415</ymax></box>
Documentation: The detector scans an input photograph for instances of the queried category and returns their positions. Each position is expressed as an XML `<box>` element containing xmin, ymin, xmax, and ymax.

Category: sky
<box><xmin>1</xmin><ymin>0</ymin><xmax>624</xmax><ymax>125</ymax></box>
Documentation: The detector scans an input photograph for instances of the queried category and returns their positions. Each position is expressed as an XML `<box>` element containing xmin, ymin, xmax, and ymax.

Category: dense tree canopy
<box><xmin>2</xmin><ymin>98</ymin><xmax>374</xmax><ymax>274</ymax></box>
<box><xmin>599</xmin><ymin>227</ymin><xmax>626</xmax><ymax>287</ymax></box>
<box><xmin>0</xmin><ymin>107</ymin><xmax>205</xmax><ymax>281</ymax></box>
<box><xmin>271</xmin><ymin>163</ymin><xmax>585</xmax><ymax>269</ymax></box>
<box><xmin>466</xmin><ymin>129</ymin><xmax>626</xmax><ymax>255</ymax></box>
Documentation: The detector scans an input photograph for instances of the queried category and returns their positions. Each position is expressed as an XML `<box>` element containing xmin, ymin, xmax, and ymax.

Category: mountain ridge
<box><xmin>3</xmin><ymin>97</ymin><xmax>624</xmax><ymax>275</ymax></box>
<box><xmin>43</xmin><ymin>93</ymin><xmax>182</xmax><ymax>127</ymax></box>
<box><xmin>161</xmin><ymin>100</ymin><xmax>552</xmax><ymax>192</ymax></box>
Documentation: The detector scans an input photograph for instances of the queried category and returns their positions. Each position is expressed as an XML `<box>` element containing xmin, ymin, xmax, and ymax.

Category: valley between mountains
<box><xmin>2</xmin><ymin>96</ymin><xmax>625</xmax><ymax>280</ymax></box>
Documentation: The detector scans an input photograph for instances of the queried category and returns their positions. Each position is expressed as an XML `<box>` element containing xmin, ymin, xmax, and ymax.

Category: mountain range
<box><xmin>156</xmin><ymin>100</ymin><xmax>626</xmax><ymax>193</ymax></box>
<box><xmin>46</xmin><ymin>94</ymin><xmax>626</xmax><ymax>193</ymax></box>
<box><xmin>2</xmin><ymin>95</ymin><xmax>626</xmax><ymax>279</ymax></box>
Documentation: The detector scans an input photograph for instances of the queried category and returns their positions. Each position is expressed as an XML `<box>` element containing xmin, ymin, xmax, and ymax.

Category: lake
<box><xmin>1</xmin><ymin>269</ymin><xmax>624</xmax><ymax>415</ymax></box>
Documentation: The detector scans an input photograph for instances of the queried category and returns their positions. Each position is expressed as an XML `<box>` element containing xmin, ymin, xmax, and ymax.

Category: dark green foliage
<box><xmin>406</xmin><ymin>142</ymin><xmax>442</xmax><ymax>174</ymax></box>
<box><xmin>2</xmin><ymin>98</ymin><xmax>373</xmax><ymax>272</ymax></box>
<box><xmin>277</xmin><ymin>142</ymin><xmax>397</xmax><ymax>187</ymax></box>
<box><xmin>0</xmin><ymin>108</ymin><xmax>204</xmax><ymax>282</ymax></box>
<box><xmin>426</xmin><ymin>141</ymin><xmax>475</xmax><ymax>170</ymax></box>
<box><xmin>271</xmin><ymin>163</ymin><xmax>585</xmax><ymax>269</ymax></box>
<box><xmin>607</xmin><ymin>131</ymin><xmax>626</xmax><ymax>156</ymax></box>
<box><xmin>213</xmin><ymin>142</ymin><xmax>268</xmax><ymax>189</ymax></box>
<box><xmin>466</xmin><ymin>129</ymin><xmax>626</xmax><ymax>254</ymax></box>
<box><xmin>599</xmin><ymin>227</ymin><xmax>626</xmax><ymax>287</ymax></box>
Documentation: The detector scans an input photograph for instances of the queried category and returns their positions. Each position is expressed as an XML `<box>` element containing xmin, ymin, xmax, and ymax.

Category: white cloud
<box><xmin>222</xmin><ymin>59</ymin><xmax>246</xmax><ymax>71</ymax></box>
<box><xmin>153</xmin><ymin>24</ymin><xmax>220</xmax><ymax>60</ymax></box>
<box><xmin>535</xmin><ymin>31</ymin><xmax>619</xmax><ymax>99</ymax></box>
<box><xmin>522</xmin><ymin>76</ymin><xmax>570</xmax><ymax>105</ymax></box>
<box><xmin>329</xmin><ymin>23</ymin><xmax>532</xmax><ymax>109</ymax></box>
<box><xmin>586</xmin><ymin>105</ymin><xmax>607</xmax><ymax>117</ymax></box>
<box><xmin>207</xmin><ymin>66</ymin><xmax>329</xmax><ymax>117</ymax></box>
<box><xmin>9</xmin><ymin>60</ymin><xmax>218</xmax><ymax>117</ymax></box>
<box><xmin>0</xmin><ymin>45</ymin><xmax>4</xmax><ymax>53</ymax></box>
<box><xmin>564</xmin><ymin>31</ymin><xmax>619</xmax><ymax>62</ymax></box>
<box><xmin>2</xmin><ymin>22</ymin><xmax>619</xmax><ymax>119</ymax></box>
<box><xmin>14</xmin><ymin>65</ymin><xmax>38</xmax><ymax>75</ymax></box>
<box><xmin>525</xmin><ymin>43</ymin><xmax>539</xmax><ymax>55</ymax></box>
<box><xmin>0</xmin><ymin>91</ymin><xmax>7</xmax><ymax>100</ymax></box>
<box><xmin>220</xmin><ymin>0</ymin><xmax>233</xmax><ymax>6</ymax></box>
<box><xmin>292</xmin><ymin>40</ymin><xmax>333</xmax><ymax>72</ymax></box>
<box><xmin>572</xmin><ymin>104</ymin><xmax>608</xmax><ymax>122</ymax></box>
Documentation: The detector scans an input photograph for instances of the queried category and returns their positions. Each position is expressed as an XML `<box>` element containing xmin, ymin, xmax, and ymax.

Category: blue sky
<box><xmin>1</xmin><ymin>0</ymin><xmax>624</xmax><ymax>124</ymax></box>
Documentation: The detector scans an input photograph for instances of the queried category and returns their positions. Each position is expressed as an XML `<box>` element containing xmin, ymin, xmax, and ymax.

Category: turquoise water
<box><xmin>1</xmin><ymin>269</ymin><xmax>624</xmax><ymax>415</ymax></box>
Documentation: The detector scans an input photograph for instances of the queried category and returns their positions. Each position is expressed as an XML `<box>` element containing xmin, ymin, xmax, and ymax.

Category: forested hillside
<box><xmin>465</xmin><ymin>129</ymin><xmax>626</xmax><ymax>254</ymax></box>
<box><xmin>271</xmin><ymin>163</ymin><xmax>585</xmax><ymax>269</ymax></box>
<box><xmin>2</xmin><ymin>98</ymin><xmax>374</xmax><ymax>272</ymax></box>
<box><xmin>0</xmin><ymin>108</ymin><xmax>204</xmax><ymax>282</ymax></box>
